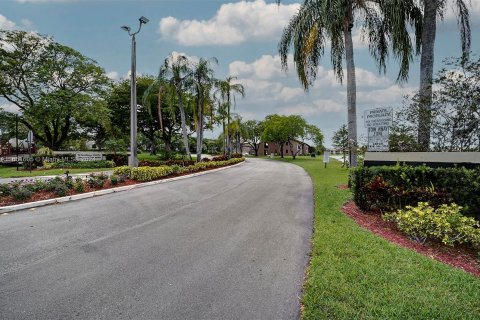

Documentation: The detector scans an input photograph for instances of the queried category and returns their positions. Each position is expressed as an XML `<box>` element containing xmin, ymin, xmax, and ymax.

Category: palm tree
<box><xmin>278</xmin><ymin>0</ymin><xmax>422</xmax><ymax>166</ymax></box>
<box><xmin>191</xmin><ymin>57</ymin><xmax>218</xmax><ymax>162</ymax></box>
<box><xmin>156</xmin><ymin>53</ymin><xmax>193</xmax><ymax>159</ymax></box>
<box><xmin>417</xmin><ymin>0</ymin><xmax>471</xmax><ymax>150</ymax></box>
<box><xmin>216</xmin><ymin>76</ymin><xmax>245</xmax><ymax>156</ymax></box>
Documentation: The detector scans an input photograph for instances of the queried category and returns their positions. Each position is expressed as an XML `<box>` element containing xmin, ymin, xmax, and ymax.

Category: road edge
<box><xmin>0</xmin><ymin>160</ymin><xmax>246</xmax><ymax>215</ymax></box>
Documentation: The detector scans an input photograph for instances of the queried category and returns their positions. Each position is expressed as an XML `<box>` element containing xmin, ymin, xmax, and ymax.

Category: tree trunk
<box><xmin>280</xmin><ymin>144</ymin><xmax>284</xmax><ymax>158</ymax></box>
<box><xmin>254</xmin><ymin>144</ymin><xmax>259</xmax><ymax>157</ymax></box>
<box><xmin>418</xmin><ymin>0</ymin><xmax>438</xmax><ymax>151</ymax></box>
<box><xmin>344</xmin><ymin>21</ymin><xmax>357</xmax><ymax>167</ymax></box>
<box><xmin>227</xmin><ymin>94</ymin><xmax>231</xmax><ymax>157</ymax></box>
<box><xmin>222</xmin><ymin>119</ymin><xmax>226</xmax><ymax>155</ymax></box>
<box><xmin>177</xmin><ymin>91</ymin><xmax>191</xmax><ymax>159</ymax></box>
<box><xmin>196</xmin><ymin>95</ymin><xmax>203</xmax><ymax>162</ymax></box>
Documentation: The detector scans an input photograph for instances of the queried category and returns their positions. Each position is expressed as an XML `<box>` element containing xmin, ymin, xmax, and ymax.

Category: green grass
<box><xmin>277</xmin><ymin>156</ymin><xmax>480</xmax><ymax>319</ymax></box>
<box><xmin>0</xmin><ymin>166</ymin><xmax>112</xmax><ymax>178</ymax></box>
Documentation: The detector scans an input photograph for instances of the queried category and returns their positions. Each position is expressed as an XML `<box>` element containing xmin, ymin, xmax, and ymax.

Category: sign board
<box><xmin>75</xmin><ymin>152</ymin><xmax>104</xmax><ymax>162</ymax></box>
<box><xmin>368</xmin><ymin>126</ymin><xmax>389</xmax><ymax>151</ymax></box>
<box><xmin>27</xmin><ymin>130</ymin><xmax>34</xmax><ymax>143</ymax></box>
<box><xmin>364</xmin><ymin>107</ymin><xmax>393</xmax><ymax>128</ymax></box>
<box><xmin>323</xmin><ymin>151</ymin><xmax>330</xmax><ymax>163</ymax></box>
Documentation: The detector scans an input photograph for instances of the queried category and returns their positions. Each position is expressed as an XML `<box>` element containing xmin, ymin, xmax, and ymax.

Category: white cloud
<box><xmin>106</xmin><ymin>71</ymin><xmax>119</xmax><ymax>81</ymax></box>
<box><xmin>357</xmin><ymin>85</ymin><xmax>416</xmax><ymax>104</ymax></box>
<box><xmin>280</xmin><ymin>99</ymin><xmax>344</xmax><ymax>116</ymax></box>
<box><xmin>278</xmin><ymin>87</ymin><xmax>304</xmax><ymax>101</ymax></box>
<box><xmin>0</xmin><ymin>103</ymin><xmax>21</xmax><ymax>114</ymax></box>
<box><xmin>230</xmin><ymin>54</ymin><xmax>290</xmax><ymax>80</ymax></box>
<box><xmin>158</xmin><ymin>0</ymin><xmax>300</xmax><ymax>46</ymax></box>
<box><xmin>444</xmin><ymin>0</ymin><xmax>480</xmax><ymax>22</ymax></box>
<box><xmin>0</xmin><ymin>15</ymin><xmax>17</xmax><ymax>30</ymax></box>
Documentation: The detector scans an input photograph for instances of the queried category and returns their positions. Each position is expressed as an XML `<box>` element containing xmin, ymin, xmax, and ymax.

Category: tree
<box><xmin>241</xmin><ymin>120</ymin><xmax>264</xmax><ymax>156</ymax></box>
<box><xmin>278</xmin><ymin>0</ymin><xmax>422</xmax><ymax>166</ymax></box>
<box><xmin>262</xmin><ymin>114</ymin><xmax>307</xmax><ymax>159</ymax></box>
<box><xmin>417</xmin><ymin>0</ymin><xmax>471</xmax><ymax>150</ymax></box>
<box><xmin>305</xmin><ymin>124</ymin><xmax>324</xmax><ymax>153</ymax></box>
<box><xmin>332</xmin><ymin>124</ymin><xmax>348</xmax><ymax>167</ymax></box>
<box><xmin>0</xmin><ymin>30</ymin><xmax>109</xmax><ymax>150</ymax></box>
<box><xmin>397</xmin><ymin>56</ymin><xmax>480</xmax><ymax>151</ymax></box>
<box><xmin>216</xmin><ymin>76</ymin><xmax>245</xmax><ymax>156</ymax></box>
<box><xmin>156</xmin><ymin>53</ymin><xmax>193</xmax><ymax>159</ymax></box>
<box><xmin>191</xmin><ymin>57</ymin><xmax>218</xmax><ymax>162</ymax></box>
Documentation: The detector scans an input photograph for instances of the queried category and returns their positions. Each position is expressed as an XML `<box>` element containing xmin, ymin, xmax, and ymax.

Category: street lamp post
<box><xmin>121</xmin><ymin>16</ymin><xmax>149</xmax><ymax>167</ymax></box>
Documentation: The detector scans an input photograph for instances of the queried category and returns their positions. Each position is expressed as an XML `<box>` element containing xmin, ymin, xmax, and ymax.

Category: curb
<box><xmin>0</xmin><ymin>160</ymin><xmax>245</xmax><ymax>215</ymax></box>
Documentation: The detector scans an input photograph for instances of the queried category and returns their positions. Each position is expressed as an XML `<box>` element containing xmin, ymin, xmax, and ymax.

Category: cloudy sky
<box><xmin>1</xmin><ymin>0</ymin><xmax>479</xmax><ymax>146</ymax></box>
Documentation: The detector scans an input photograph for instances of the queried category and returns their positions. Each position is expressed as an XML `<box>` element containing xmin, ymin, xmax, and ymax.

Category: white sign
<box><xmin>323</xmin><ymin>151</ymin><xmax>330</xmax><ymax>163</ymax></box>
<box><xmin>364</xmin><ymin>107</ymin><xmax>393</xmax><ymax>128</ymax></box>
<box><xmin>75</xmin><ymin>152</ymin><xmax>104</xmax><ymax>162</ymax></box>
<box><xmin>368</xmin><ymin>126</ymin><xmax>389</xmax><ymax>151</ymax></box>
<box><xmin>27</xmin><ymin>130</ymin><xmax>34</xmax><ymax>143</ymax></box>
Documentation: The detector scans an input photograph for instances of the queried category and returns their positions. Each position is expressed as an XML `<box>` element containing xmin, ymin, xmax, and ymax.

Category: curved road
<box><xmin>0</xmin><ymin>158</ymin><xmax>313</xmax><ymax>320</ymax></box>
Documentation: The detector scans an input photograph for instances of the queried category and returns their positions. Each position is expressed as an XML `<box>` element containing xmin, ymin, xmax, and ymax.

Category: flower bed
<box><xmin>0</xmin><ymin>157</ymin><xmax>245</xmax><ymax>207</ymax></box>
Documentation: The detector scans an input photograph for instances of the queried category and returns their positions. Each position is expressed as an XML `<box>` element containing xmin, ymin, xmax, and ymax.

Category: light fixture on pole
<box><xmin>121</xmin><ymin>16</ymin><xmax>149</xmax><ymax>167</ymax></box>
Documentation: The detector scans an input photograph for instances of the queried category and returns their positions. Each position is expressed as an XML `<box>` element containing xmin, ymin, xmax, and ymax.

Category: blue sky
<box><xmin>1</xmin><ymin>0</ymin><xmax>479</xmax><ymax>147</ymax></box>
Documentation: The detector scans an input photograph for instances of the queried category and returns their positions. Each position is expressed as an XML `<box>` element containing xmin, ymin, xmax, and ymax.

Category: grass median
<box><xmin>277</xmin><ymin>156</ymin><xmax>480</xmax><ymax>319</ymax></box>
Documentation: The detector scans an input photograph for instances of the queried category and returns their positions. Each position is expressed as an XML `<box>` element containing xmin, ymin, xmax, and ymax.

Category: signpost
<box><xmin>365</xmin><ymin>107</ymin><xmax>393</xmax><ymax>152</ymax></box>
<box><xmin>323</xmin><ymin>150</ymin><xmax>330</xmax><ymax>168</ymax></box>
<box><xmin>27</xmin><ymin>130</ymin><xmax>33</xmax><ymax>173</ymax></box>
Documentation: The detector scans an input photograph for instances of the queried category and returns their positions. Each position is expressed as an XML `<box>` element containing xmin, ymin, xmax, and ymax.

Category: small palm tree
<box><xmin>216</xmin><ymin>76</ymin><xmax>245</xmax><ymax>156</ymax></box>
<box><xmin>278</xmin><ymin>0</ymin><xmax>422</xmax><ymax>166</ymax></box>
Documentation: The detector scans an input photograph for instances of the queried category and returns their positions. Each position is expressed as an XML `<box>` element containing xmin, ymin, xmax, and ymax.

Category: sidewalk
<box><xmin>0</xmin><ymin>171</ymin><xmax>113</xmax><ymax>184</ymax></box>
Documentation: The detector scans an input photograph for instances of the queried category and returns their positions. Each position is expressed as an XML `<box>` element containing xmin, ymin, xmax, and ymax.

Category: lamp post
<box><xmin>121</xmin><ymin>16</ymin><xmax>149</xmax><ymax>167</ymax></box>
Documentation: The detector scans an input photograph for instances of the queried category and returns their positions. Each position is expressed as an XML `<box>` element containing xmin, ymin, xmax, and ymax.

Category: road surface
<box><xmin>0</xmin><ymin>158</ymin><xmax>313</xmax><ymax>320</ymax></box>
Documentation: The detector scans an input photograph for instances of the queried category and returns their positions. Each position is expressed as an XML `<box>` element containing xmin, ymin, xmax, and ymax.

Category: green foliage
<box><xmin>45</xmin><ymin>177</ymin><xmax>70</xmax><ymax>197</ymax></box>
<box><xmin>277</xmin><ymin>157</ymin><xmax>480</xmax><ymax>319</ymax></box>
<box><xmin>73</xmin><ymin>178</ymin><xmax>85</xmax><ymax>193</ymax></box>
<box><xmin>10</xmin><ymin>186</ymin><xmax>33</xmax><ymax>201</ymax></box>
<box><xmin>384</xmin><ymin>202</ymin><xmax>480</xmax><ymax>246</ymax></box>
<box><xmin>36</xmin><ymin>147</ymin><xmax>53</xmax><ymax>156</ymax></box>
<box><xmin>109</xmin><ymin>175</ymin><xmax>119</xmax><ymax>186</ymax></box>
<box><xmin>86</xmin><ymin>173</ymin><xmax>108</xmax><ymax>189</ymax></box>
<box><xmin>113</xmin><ymin>166</ymin><xmax>132</xmax><ymax>178</ymax></box>
<box><xmin>351</xmin><ymin>164</ymin><xmax>480</xmax><ymax>220</ymax></box>
<box><xmin>131</xmin><ymin>166</ymin><xmax>174</xmax><ymax>182</ymax></box>
<box><xmin>0</xmin><ymin>30</ymin><xmax>110</xmax><ymax>150</ymax></box>
<box><xmin>45</xmin><ymin>160</ymin><xmax>115</xmax><ymax>169</ymax></box>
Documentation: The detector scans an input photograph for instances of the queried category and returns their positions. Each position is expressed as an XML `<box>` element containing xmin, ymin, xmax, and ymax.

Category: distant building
<box><xmin>242</xmin><ymin>140</ymin><xmax>312</xmax><ymax>156</ymax></box>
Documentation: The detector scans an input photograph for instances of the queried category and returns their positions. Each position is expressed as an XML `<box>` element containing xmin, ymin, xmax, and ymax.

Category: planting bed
<box><xmin>342</xmin><ymin>200</ymin><xmax>480</xmax><ymax>277</ymax></box>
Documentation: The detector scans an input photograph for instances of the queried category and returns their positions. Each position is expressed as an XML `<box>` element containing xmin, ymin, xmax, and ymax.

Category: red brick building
<box><xmin>242</xmin><ymin>140</ymin><xmax>311</xmax><ymax>156</ymax></box>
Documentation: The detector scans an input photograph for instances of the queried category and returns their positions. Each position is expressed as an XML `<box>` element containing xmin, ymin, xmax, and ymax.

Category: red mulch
<box><xmin>342</xmin><ymin>200</ymin><xmax>480</xmax><ymax>277</ymax></box>
<box><xmin>337</xmin><ymin>184</ymin><xmax>349</xmax><ymax>190</ymax></box>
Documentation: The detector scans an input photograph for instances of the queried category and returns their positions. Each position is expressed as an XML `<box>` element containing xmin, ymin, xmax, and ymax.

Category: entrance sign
<box><xmin>368</xmin><ymin>126</ymin><xmax>389</xmax><ymax>151</ymax></box>
<box><xmin>364</xmin><ymin>107</ymin><xmax>393</xmax><ymax>128</ymax></box>
<box><xmin>75</xmin><ymin>152</ymin><xmax>104</xmax><ymax>162</ymax></box>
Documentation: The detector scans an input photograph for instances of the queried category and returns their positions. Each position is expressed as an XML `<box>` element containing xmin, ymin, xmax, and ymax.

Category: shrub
<box><xmin>384</xmin><ymin>202</ymin><xmax>480</xmax><ymax>246</ymax></box>
<box><xmin>350</xmin><ymin>164</ymin><xmax>480</xmax><ymax>220</ymax></box>
<box><xmin>10</xmin><ymin>186</ymin><xmax>32</xmax><ymax>201</ymax></box>
<box><xmin>87</xmin><ymin>173</ymin><xmax>107</xmax><ymax>189</ymax></box>
<box><xmin>0</xmin><ymin>184</ymin><xmax>11</xmax><ymax>196</ymax></box>
<box><xmin>105</xmin><ymin>153</ymin><xmax>128</xmax><ymax>166</ymax></box>
<box><xmin>212</xmin><ymin>155</ymin><xmax>229</xmax><ymax>161</ymax></box>
<box><xmin>73</xmin><ymin>178</ymin><xmax>85</xmax><ymax>193</ymax></box>
<box><xmin>131</xmin><ymin>166</ymin><xmax>173</xmax><ymax>182</ymax></box>
<box><xmin>110</xmin><ymin>175</ymin><xmax>119</xmax><ymax>186</ymax></box>
<box><xmin>170</xmin><ymin>164</ymin><xmax>181</xmax><ymax>174</ymax></box>
<box><xmin>45</xmin><ymin>177</ymin><xmax>69</xmax><ymax>197</ymax></box>
<box><xmin>113</xmin><ymin>166</ymin><xmax>132</xmax><ymax>178</ymax></box>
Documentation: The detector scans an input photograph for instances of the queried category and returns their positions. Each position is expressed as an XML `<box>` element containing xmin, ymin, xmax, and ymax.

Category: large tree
<box><xmin>278</xmin><ymin>0</ymin><xmax>422</xmax><ymax>166</ymax></box>
<box><xmin>241</xmin><ymin>120</ymin><xmax>264</xmax><ymax>156</ymax></box>
<box><xmin>262</xmin><ymin>114</ymin><xmax>308</xmax><ymax>159</ymax></box>
<box><xmin>332</xmin><ymin>124</ymin><xmax>349</xmax><ymax>167</ymax></box>
<box><xmin>0</xmin><ymin>30</ymin><xmax>109</xmax><ymax>150</ymax></box>
<box><xmin>416</xmin><ymin>0</ymin><xmax>471</xmax><ymax>150</ymax></box>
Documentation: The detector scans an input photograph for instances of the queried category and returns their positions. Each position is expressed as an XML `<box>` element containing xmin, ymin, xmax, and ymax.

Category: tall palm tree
<box><xmin>216</xmin><ymin>76</ymin><xmax>245</xmax><ymax>156</ymax></box>
<box><xmin>417</xmin><ymin>0</ymin><xmax>471</xmax><ymax>150</ymax></box>
<box><xmin>278</xmin><ymin>0</ymin><xmax>422</xmax><ymax>166</ymax></box>
<box><xmin>156</xmin><ymin>53</ymin><xmax>193</xmax><ymax>159</ymax></box>
<box><xmin>191</xmin><ymin>57</ymin><xmax>218</xmax><ymax>162</ymax></box>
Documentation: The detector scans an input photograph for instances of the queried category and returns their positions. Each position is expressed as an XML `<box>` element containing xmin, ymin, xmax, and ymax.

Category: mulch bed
<box><xmin>342</xmin><ymin>200</ymin><xmax>480</xmax><ymax>277</ymax></box>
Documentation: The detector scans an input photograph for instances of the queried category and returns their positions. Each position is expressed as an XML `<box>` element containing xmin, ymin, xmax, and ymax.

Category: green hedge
<box><xmin>113</xmin><ymin>157</ymin><xmax>244</xmax><ymax>182</ymax></box>
<box><xmin>350</xmin><ymin>164</ymin><xmax>480</xmax><ymax>220</ymax></box>
<box><xmin>45</xmin><ymin>160</ymin><xmax>115</xmax><ymax>169</ymax></box>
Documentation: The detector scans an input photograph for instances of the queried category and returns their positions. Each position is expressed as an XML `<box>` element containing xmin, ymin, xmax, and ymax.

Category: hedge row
<box><xmin>44</xmin><ymin>160</ymin><xmax>115</xmax><ymax>169</ymax></box>
<box><xmin>350</xmin><ymin>164</ymin><xmax>480</xmax><ymax>220</ymax></box>
<box><xmin>114</xmin><ymin>157</ymin><xmax>245</xmax><ymax>182</ymax></box>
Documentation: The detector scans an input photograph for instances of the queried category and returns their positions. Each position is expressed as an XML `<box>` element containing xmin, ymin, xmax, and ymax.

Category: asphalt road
<box><xmin>0</xmin><ymin>158</ymin><xmax>313</xmax><ymax>320</ymax></box>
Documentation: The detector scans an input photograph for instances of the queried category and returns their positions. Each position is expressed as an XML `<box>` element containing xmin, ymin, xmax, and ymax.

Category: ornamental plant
<box><xmin>384</xmin><ymin>202</ymin><xmax>480</xmax><ymax>246</ymax></box>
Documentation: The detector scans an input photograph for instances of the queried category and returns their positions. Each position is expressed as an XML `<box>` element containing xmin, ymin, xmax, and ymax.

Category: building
<box><xmin>242</xmin><ymin>140</ymin><xmax>312</xmax><ymax>156</ymax></box>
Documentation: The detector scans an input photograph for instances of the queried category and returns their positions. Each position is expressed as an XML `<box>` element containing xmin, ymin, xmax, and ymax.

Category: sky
<box><xmin>1</xmin><ymin>0</ymin><xmax>479</xmax><ymax>147</ymax></box>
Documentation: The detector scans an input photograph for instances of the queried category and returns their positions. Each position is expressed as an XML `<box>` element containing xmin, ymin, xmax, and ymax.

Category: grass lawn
<box><xmin>0</xmin><ymin>167</ymin><xmax>112</xmax><ymax>179</ymax></box>
<box><xmin>277</xmin><ymin>156</ymin><xmax>480</xmax><ymax>319</ymax></box>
